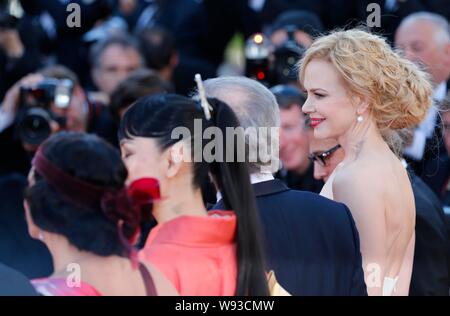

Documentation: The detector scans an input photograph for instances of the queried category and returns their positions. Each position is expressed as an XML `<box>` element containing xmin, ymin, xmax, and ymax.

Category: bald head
<box><xmin>399</xmin><ymin>12</ymin><xmax>450</xmax><ymax>44</ymax></box>
<box><xmin>395</xmin><ymin>12</ymin><xmax>450</xmax><ymax>85</ymax></box>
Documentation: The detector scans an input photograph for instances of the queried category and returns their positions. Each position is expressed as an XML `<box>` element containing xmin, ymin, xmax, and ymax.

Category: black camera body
<box><xmin>16</xmin><ymin>78</ymin><xmax>73</xmax><ymax>145</ymax></box>
<box><xmin>245</xmin><ymin>27</ymin><xmax>305</xmax><ymax>86</ymax></box>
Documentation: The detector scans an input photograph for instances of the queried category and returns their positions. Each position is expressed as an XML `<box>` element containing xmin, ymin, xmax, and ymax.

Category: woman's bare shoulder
<box><xmin>332</xmin><ymin>160</ymin><xmax>386</xmax><ymax>208</ymax></box>
<box><xmin>334</xmin><ymin>160</ymin><xmax>386</xmax><ymax>190</ymax></box>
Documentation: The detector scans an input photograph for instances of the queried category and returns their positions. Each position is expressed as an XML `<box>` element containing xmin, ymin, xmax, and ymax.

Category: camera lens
<box><xmin>18</xmin><ymin>108</ymin><xmax>52</xmax><ymax>145</ymax></box>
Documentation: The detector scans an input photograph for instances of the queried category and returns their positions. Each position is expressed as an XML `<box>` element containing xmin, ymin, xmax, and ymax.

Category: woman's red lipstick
<box><xmin>310</xmin><ymin>118</ymin><xmax>325</xmax><ymax>128</ymax></box>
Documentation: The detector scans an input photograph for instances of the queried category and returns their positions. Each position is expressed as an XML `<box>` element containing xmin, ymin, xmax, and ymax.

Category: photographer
<box><xmin>0</xmin><ymin>65</ymin><xmax>116</xmax><ymax>278</ymax></box>
<box><xmin>269</xmin><ymin>10</ymin><xmax>324</xmax><ymax>49</ymax></box>
<box><xmin>244</xmin><ymin>10</ymin><xmax>324</xmax><ymax>87</ymax></box>
<box><xmin>0</xmin><ymin>65</ymin><xmax>116</xmax><ymax>177</ymax></box>
<box><xmin>19</xmin><ymin>0</ymin><xmax>114</xmax><ymax>85</ymax></box>
<box><xmin>0</xmin><ymin>11</ymin><xmax>42</xmax><ymax>100</ymax></box>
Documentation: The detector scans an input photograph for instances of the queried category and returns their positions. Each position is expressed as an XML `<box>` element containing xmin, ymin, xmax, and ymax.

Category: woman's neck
<box><xmin>338</xmin><ymin>118</ymin><xmax>388</xmax><ymax>164</ymax></box>
<box><xmin>153</xmin><ymin>185</ymin><xmax>208</xmax><ymax>224</ymax></box>
<box><xmin>44</xmin><ymin>236</ymin><xmax>106</xmax><ymax>278</ymax></box>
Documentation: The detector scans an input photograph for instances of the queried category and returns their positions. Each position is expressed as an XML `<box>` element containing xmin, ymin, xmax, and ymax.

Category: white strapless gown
<box><xmin>382</xmin><ymin>276</ymin><xmax>399</xmax><ymax>296</ymax></box>
<box><xmin>321</xmin><ymin>173</ymin><xmax>401</xmax><ymax>296</ymax></box>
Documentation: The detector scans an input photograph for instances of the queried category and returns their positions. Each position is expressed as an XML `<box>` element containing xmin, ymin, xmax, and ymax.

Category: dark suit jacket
<box><xmin>0</xmin><ymin>263</ymin><xmax>37</xmax><ymax>296</ymax></box>
<box><xmin>409</xmin><ymin>170</ymin><xmax>450</xmax><ymax>296</ymax></box>
<box><xmin>213</xmin><ymin>179</ymin><xmax>367</xmax><ymax>296</ymax></box>
<box><xmin>422</xmin><ymin>154</ymin><xmax>450</xmax><ymax>200</ymax></box>
<box><xmin>0</xmin><ymin>173</ymin><xmax>53</xmax><ymax>279</ymax></box>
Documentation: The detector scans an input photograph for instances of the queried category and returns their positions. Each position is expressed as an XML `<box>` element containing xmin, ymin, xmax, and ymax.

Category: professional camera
<box><xmin>245</xmin><ymin>33</ymin><xmax>271</xmax><ymax>82</ymax></box>
<box><xmin>269</xmin><ymin>25</ymin><xmax>305</xmax><ymax>85</ymax></box>
<box><xmin>16</xmin><ymin>78</ymin><xmax>73</xmax><ymax>145</ymax></box>
<box><xmin>245</xmin><ymin>27</ymin><xmax>305</xmax><ymax>86</ymax></box>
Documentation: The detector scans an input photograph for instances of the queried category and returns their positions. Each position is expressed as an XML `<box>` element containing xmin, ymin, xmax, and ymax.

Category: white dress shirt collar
<box><xmin>216</xmin><ymin>172</ymin><xmax>275</xmax><ymax>202</ymax></box>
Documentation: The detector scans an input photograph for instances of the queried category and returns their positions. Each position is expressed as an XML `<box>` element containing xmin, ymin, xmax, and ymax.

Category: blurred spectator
<box><xmin>19</xmin><ymin>0</ymin><xmax>115</xmax><ymax>85</ymax></box>
<box><xmin>308</xmin><ymin>138</ymin><xmax>344</xmax><ymax>183</ymax></box>
<box><xmin>424</xmin><ymin>96</ymin><xmax>450</xmax><ymax>201</ymax></box>
<box><xmin>135</xmin><ymin>0</ymin><xmax>262</xmax><ymax>95</ymax></box>
<box><xmin>268</xmin><ymin>10</ymin><xmax>324</xmax><ymax>48</ymax></box>
<box><xmin>90</xmin><ymin>35</ymin><xmax>144</xmax><ymax>104</ymax></box>
<box><xmin>396</xmin><ymin>12</ymin><xmax>450</xmax><ymax>88</ymax></box>
<box><xmin>395</xmin><ymin>12</ymin><xmax>450</xmax><ymax>177</ymax></box>
<box><xmin>0</xmin><ymin>10</ymin><xmax>43</xmax><ymax>100</ymax></box>
<box><xmin>110</xmin><ymin>68</ymin><xmax>173</xmax><ymax>122</ymax></box>
<box><xmin>114</xmin><ymin>0</ymin><xmax>143</xmax><ymax>30</ymax></box>
<box><xmin>357</xmin><ymin>0</ymin><xmax>450</xmax><ymax>42</ymax></box>
<box><xmin>355</xmin><ymin>0</ymin><xmax>423</xmax><ymax>42</ymax></box>
<box><xmin>255</xmin><ymin>0</ymin><xmax>360</xmax><ymax>31</ymax></box>
<box><xmin>272</xmin><ymin>85</ymin><xmax>323</xmax><ymax>193</ymax></box>
<box><xmin>0</xmin><ymin>65</ymin><xmax>116</xmax><ymax>279</ymax></box>
<box><xmin>137</xmin><ymin>26</ymin><xmax>178</xmax><ymax>83</ymax></box>
<box><xmin>202</xmin><ymin>0</ymin><xmax>261</xmax><ymax>66</ymax></box>
<box><xmin>422</xmin><ymin>0</ymin><xmax>450</xmax><ymax>23</ymax></box>
<box><xmin>134</xmin><ymin>0</ymin><xmax>207</xmax><ymax>59</ymax></box>
<box><xmin>0</xmin><ymin>65</ymin><xmax>116</xmax><ymax>176</ymax></box>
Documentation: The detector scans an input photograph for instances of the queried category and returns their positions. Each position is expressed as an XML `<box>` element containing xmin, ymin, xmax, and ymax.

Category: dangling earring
<box><xmin>357</xmin><ymin>115</ymin><xmax>363</xmax><ymax>123</ymax></box>
<box><xmin>38</xmin><ymin>231</ymin><xmax>45</xmax><ymax>241</ymax></box>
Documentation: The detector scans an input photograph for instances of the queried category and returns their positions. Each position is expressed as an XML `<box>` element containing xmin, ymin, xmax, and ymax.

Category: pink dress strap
<box><xmin>32</xmin><ymin>278</ymin><xmax>102</xmax><ymax>296</ymax></box>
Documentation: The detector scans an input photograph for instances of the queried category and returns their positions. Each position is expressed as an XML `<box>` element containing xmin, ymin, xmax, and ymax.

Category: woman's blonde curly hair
<box><xmin>298</xmin><ymin>29</ymin><xmax>434</xmax><ymax>154</ymax></box>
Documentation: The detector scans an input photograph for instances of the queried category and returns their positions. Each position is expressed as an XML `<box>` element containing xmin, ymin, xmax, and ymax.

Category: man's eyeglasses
<box><xmin>308</xmin><ymin>144</ymin><xmax>341</xmax><ymax>167</ymax></box>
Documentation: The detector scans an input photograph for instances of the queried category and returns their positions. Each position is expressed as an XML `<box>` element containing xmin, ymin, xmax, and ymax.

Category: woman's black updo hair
<box><xmin>119</xmin><ymin>93</ymin><xmax>269</xmax><ymax>296</ymax></box>
<box><xmin>25</xmin><ymin>132</ymin><xmax>138</xmax><ymax>257</ymax></box>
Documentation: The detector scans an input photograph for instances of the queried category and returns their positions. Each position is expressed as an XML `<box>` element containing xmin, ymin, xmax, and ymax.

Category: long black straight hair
<box><xmin>119</xmin><ymin>93</ymin><xmax>269</xmax><ymax>296</ymax></box>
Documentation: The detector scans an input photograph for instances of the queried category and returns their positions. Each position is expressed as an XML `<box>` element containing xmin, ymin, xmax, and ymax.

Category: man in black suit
<box><xmin>409</xmin><ymin>169</ymin><xmax>450</xmax><ymax>295</ymax></box>
<box><xmin>0</xmin><ymin>263</ymin><xmax>37</xmax><ymax>295</ymax></box>
<box><xmin>202</xmin><ymin>76</ymin><xmax>367</xmax><ymax>296</ymax></box>
<box><xmin>395</xmin><ymin>12</ymin><xmax>450</xmax><ymax>177</ymax></box>
<box><xmin>0</xmin><ymin>173</ymin><xmax>53</xmax><ymax>279</ymax></box>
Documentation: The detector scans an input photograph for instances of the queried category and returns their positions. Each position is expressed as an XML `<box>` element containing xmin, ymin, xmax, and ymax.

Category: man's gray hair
<box><xmin>400</xmin><ymin>12</ymin><xmax>450</xmax><ymax>45</ymax></box>
<box><xmin>201</xmin><ymin>76</ymin><xmax>281</xmax><ymax>173</ymax></box>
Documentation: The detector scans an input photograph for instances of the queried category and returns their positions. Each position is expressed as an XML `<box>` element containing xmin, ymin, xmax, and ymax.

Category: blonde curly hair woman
<box><xmin>299</xmin><ymin>29</ymin><xmax>433</xmax><ymax>296</ymax></box>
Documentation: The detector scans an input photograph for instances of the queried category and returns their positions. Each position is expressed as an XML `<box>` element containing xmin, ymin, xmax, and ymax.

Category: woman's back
<box><xmin>325</xmin><ymin>148</ymin><xmax>415</xmax><ymax>295</ymax></box>
<box><xmin>379</xmin><ymin>151</ymin><xmax>415</xmax><ymax>295</ymax></box>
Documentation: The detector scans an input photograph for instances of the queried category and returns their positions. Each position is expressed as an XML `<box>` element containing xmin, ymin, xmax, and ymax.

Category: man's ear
<box><xmin>166</xmin><ymin>141</ymin><xmax>185</xmax><ymax>178</ymax></box>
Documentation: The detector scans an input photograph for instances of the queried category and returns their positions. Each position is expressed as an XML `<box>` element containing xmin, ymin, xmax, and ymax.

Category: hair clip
<box><xmin>195</xmin><ymin>73</ymin><xmax>213</xmax><ymax>120</ymax></box>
